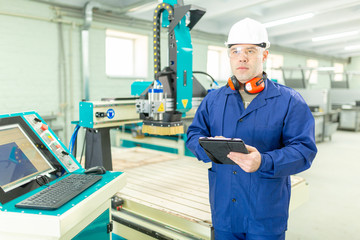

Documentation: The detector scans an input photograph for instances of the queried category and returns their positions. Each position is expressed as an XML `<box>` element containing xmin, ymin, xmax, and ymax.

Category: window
<box><xmin>206</xmin><ymin>46</ymin><xmax>231</xmax><ymax>81</ymax></box>
<box><xmin>266</xmin><ymin>54</ymin><xmax>284</xmax><ymax>84</ymax></box>
<box><xmin>307</xmin><ymin>59</ymin><xmax>319</xmax><ymax>84</ymax></box>
<box><xmin>105</xmin><ymin>29</ymin><xmax>148</xmax><ymax>78</ymax></box>
<box><xmin>333</xmin><ymin>63</ymin><xmax>344</xmax><ymax>81</ymax></box>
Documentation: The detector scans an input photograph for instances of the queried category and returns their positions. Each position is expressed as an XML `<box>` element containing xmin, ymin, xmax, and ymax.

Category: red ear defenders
<box><xmin>227</xmin><ymin>72</ymin><xmax>267</xmax><ymax>94</ymax></box>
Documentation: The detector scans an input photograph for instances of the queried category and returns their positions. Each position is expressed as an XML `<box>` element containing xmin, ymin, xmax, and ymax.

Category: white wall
<box><xmin>346</xmin><ymin>56</ymin><xmax>360</xmax><ymax>88</ymax></box>
<box><xmin>0</xmin><ymin>0</ymin><xmax>359</xmax><ymax>143</ymax></box>
<box><xmin>0</xmin><ymin>2</ymin><xmax>59</xmax><ymax>114</ymax></box>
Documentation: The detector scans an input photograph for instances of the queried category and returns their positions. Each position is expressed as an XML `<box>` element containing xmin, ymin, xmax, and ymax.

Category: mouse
<box><xmin>84</xmin><ymin>166</ymin><xmax>107</xmax><ymax>175</ymax></box>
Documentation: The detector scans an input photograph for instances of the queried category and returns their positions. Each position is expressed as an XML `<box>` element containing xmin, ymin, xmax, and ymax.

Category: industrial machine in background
<box><xmin>76</xmin><ymin>0</ymin><xmax>213</xmax><ymax>169</ymax></box>
<box><xmin>0</xmin><ymin>111</ymin><xmax>125</xmax><ymax>239</ymax></box>
<box><xmin>76</xmin><ymin>0</ymin><xmax>213</xmax><ymax>170</ymax></box>
<box><xmin>329</xmin><ymin>89</ymin><xmax>360</xmax><ymax>131</ymax></box>
<box><xmin>280</xmin><ymin>67</ymin><xmax>360</xmax><ymax>136</ymax></box>
<box><xmin>136</xmin><ymin>0</ymin><xmax>207</xmax><ymax>135</ymax></box>
<box><xmin>77</xmin><ymin>98</ymin><xmax>140</xmax><ymax>170</ymax></box>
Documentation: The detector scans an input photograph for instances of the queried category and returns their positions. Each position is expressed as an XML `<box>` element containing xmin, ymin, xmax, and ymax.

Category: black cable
<box><xmin>35</xmin><ymin>175</ymin><xmax>50</xmax><ymax>187</ymax></box>
<box><xmin>193</xmin><ymin>71</ymin><xmax>216</xmax><ymax>83</ymax></box>
<box><xmin>89</xmin><ymin>130</ymin><xmax>96</xmax><ymax>168</ymax></box>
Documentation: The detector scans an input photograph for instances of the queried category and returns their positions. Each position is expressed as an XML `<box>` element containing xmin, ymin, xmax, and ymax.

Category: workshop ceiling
<box><xmin>42</xmin><ymin>0</ymin><xmax>360</xmax><ymax>59</ymax></box>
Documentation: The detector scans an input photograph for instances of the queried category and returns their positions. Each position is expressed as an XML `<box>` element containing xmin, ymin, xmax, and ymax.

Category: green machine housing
<box><xmin>136</xmin><ymin>0</ymin><xmax>207</xmax><ymax>135</ymax></box>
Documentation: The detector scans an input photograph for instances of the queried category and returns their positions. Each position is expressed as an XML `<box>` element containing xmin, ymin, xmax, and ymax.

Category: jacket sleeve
<box><xmin>259</xmin><ymin>92</ymin><xmax>317</xmax><ymax>177</ymax></box>
<box><xmin>186</xmin><ymin>96</ymin><xmax>212</xmax><ymax>163</ymax></box>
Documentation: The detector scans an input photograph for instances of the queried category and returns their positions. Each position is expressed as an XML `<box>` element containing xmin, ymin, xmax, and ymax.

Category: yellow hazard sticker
<box><xmin>182</xmin><ymin>99</ymin><xmax>188</xmax><ymax>108</ymax></box>
<box><xmin>157</xmin><ymin>103</ymin><xmax>164</xmax><ymax>112</ymax></box>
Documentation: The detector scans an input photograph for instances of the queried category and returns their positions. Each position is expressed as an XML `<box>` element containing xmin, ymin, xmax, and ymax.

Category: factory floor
<box><xmin>286</xmin><ymin>130</ymin><xmax>360</xmax><ymax>239</ymax></box>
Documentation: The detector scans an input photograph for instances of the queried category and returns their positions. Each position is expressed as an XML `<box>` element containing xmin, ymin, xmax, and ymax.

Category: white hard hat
<box><xmin>225</xmin><ymin>18</ymin><xmax>270</xmax><ymax>49</ymax></box>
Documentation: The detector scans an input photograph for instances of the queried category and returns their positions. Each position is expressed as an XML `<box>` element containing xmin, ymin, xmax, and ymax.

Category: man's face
<box><xmin>229</xmin><ymin>44</ymin><xmax>268</xmax><ymax>84</ymax></box>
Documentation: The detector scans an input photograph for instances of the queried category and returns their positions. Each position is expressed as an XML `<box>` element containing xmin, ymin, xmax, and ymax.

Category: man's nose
<box><xmin>238</xmin><ymin>55</ymin><xmax>248</xmax><ymax>62</ymax></box>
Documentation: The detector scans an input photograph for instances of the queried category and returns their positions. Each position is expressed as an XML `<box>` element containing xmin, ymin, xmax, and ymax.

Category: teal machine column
<box><xmin>136</xmin><ymin>0</ymin><xmax>207</xmax><ymax>135</ymax></box>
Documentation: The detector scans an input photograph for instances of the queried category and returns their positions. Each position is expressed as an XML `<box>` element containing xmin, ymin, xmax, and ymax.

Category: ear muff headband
<box><xmin>244</xmin><ymin>76</ymin><xmax>265</xmax><ymax>94</ymax></box>
<box><xmin>227</xmin><ymin>72</ymin><xmax>267</xmax><ymax>94</ymax></box>
<box><xmin>228</xmin><ymin>76</ymin><xmax>239</xmax><ymax>91</ymax></box>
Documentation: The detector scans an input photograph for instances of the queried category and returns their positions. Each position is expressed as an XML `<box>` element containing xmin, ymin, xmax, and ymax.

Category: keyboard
<box><xmin>15</xmin><ymin>174</ymin><xmax>103</xmax><ymax>210</ymax></box>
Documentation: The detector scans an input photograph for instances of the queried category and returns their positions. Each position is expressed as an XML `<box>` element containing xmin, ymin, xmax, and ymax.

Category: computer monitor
<box><xmin>0</xmin><ymin>124</ymin><xmax>55</xmax><ymax>193</ymax></box>
<box><xmin>0</xmin><ymin>115</ymin><xmax>66</xmax><ymax>204</ymax></box>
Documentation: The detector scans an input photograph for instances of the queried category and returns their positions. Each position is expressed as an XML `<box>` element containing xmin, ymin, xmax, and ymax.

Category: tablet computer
<box><xmin>199</xmin><ymin>137</ymin><xmax>248</xmax><ymax>164</ymax></box>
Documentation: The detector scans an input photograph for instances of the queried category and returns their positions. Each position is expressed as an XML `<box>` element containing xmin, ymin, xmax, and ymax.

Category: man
<box><xmin>186</xmin><ymin>18</ymin><xmax>317</xmax><ymax>240</ymax></box>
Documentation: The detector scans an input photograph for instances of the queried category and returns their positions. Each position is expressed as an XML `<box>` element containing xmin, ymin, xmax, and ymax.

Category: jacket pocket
<box><xmin>255</xmin><ymin>177</ymin><xmax>290</xmax><ymax>219</ymax></box>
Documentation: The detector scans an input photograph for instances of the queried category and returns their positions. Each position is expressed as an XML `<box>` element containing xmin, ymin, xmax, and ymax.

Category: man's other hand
<box><xmin>227</xmin><ymin>145</ymin><xmax>262</xmax><ymax>173</ymax></box>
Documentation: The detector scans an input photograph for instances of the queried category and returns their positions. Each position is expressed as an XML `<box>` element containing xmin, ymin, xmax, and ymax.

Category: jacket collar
<box><xmin>225</xmin><ymin>78</ymin><xmax>280</xmax><ymax>98</ymax></box>
<box><xmin>262</xmin><ymin>79</ymin><xmax>281</xmax><ymax>99</ymax></box>
<box><xmin>224</xmin><ymin>79</ymin><xmax>281</xmax><ymax>118</ymax></box>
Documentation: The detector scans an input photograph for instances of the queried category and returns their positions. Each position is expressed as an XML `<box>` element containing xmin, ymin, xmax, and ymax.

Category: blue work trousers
<box><xmin>214</xmin><ymin>229</ymin><xmax>285</xmax><ymax>240</ymax></box>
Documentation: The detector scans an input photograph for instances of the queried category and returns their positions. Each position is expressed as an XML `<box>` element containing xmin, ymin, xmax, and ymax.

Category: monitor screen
<box><xmin>0</xmin><ymin>124</ymin><xmax>54</xmax><ymax>193</ymax></box>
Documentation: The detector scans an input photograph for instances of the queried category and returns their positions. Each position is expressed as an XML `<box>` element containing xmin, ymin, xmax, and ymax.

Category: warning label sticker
<box><xmin>157</xmin><ymin>103</ymin><xmax>165</xmax><ymax>112</ymax></box>
<box><xmin>182</xmin><ymin>99</ymin><xmax>188</xmax><ymax>108</ymax></box>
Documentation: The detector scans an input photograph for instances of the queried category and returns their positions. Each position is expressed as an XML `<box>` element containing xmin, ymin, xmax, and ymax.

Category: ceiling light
<box><xmin>312</xmin><ymin>31</ymin><xmax>359</xmax><ymax>42</ymax></box>
<box><xmin>344</xmin><ymin>45</ymin><xmax>360</xmax><ymax>51</ymax></box>
<box><xmin>317</xmin><ymin>67</ymin><xmax>336</xmax><ymax>71</ymax></box>
<box><xmin>263</xmin><ymin>13</ymin><xmax>315</xmax><ymax>28</ymax></box>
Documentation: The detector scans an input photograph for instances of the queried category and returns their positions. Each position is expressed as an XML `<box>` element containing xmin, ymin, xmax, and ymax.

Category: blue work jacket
<box><xmin>186</xmin><ymin>79</ymin><xmax>317</xmax><ymax>235</ymax></box>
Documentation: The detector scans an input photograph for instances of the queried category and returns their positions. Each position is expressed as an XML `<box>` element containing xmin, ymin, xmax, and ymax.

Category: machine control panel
<box><xmin>0</xmin><ymin>111</ymin><xmax>84</xmax><ymax>205</ymax></box>
<box><xmin>24</xmin><ymin>114</ymin><xmax>79</xmax><ymax>172</ymax></box>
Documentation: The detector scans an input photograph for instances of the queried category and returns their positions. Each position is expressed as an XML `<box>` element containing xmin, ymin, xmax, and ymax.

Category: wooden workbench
<box><xmin>112</xmin><ymin>147</ymin><xmax>307</xmax><ymax>240</ymax></box>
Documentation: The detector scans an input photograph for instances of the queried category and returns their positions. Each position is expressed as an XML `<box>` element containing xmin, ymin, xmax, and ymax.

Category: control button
<box><xmin>45</xmin><ymin>133</ymin><xmax>51</xmax><ymax>139</ymax></box>
<box><xmin>62</xmin><ymin>151</ymin><xmax>69</xmax><ymax>156</ymax></box>
<box><xmin>47</xmin><ymin>135</ymin><xmax>54</xmax><ymax>141</ymax></box>
<box><xmin>34</xmin><ymin>117</ymin><xmax>42</xmax><ymax>123</ymax></box>
<box><xmin>55</xmin><ymin>148</ymin><xmax>63</xmax><ymax>155</ymax></box>
<box><xmin>232</xmin><ymin>198</ymin><xmax>236</xmax><ymax>202</ymax></box>
<box><xmin>42</xmin><ymin>133</ymin><xmax>53</xmax><ymax>144</ymax></box>
<box><xmin>233</xmin><ymin>171</ymin><xmax>237</xmax><ymax>174</ymax></box>
<box><xmin>95</xmin><ymin>112</ymin><xmax>105</xmax><ymax>118</ymax></box>
<box><xmin>41</xmin><ymin>124</ymin><xmax>48</xmax><ymax>131</ymax></box>
<box><xmin>50</xmin><ymin>142</ymin><xmax>61</xmax><ymax>151</ymax></box>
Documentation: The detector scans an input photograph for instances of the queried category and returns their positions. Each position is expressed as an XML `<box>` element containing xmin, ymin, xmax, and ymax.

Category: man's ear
<box><xmin>262</xmin><ymin>50</ymin><xmax>269</xmax><ymax>63</ymax></box>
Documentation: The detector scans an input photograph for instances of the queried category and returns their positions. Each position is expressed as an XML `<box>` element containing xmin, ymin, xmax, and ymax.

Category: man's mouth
<box><xmin>237</xmin><ymin>66</ymin><xmax>248</xmax><ymax>70</ymax></box>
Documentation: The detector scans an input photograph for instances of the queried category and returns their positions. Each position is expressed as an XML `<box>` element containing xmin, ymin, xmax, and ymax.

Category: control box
<box><xmin>79</xmin><ymin>100</ymin><xmax>139</xmax><ymax>129</ymax></box>
<box><xmin>23</xmin><ymin>113</ymin><xmax>80</xmax><ymax>172</ymax></box>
